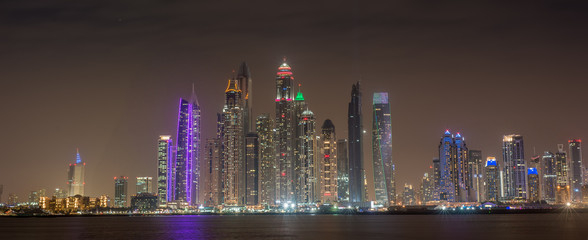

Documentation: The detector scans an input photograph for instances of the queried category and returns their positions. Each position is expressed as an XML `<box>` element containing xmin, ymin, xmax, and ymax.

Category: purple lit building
<box><xmin>174</xmin><ymin>88</ymin><xmax>201</xmax><ymax>206</ymax></box>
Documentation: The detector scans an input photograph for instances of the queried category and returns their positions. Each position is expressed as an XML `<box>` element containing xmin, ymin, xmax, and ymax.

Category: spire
<box><xmin>277</xmin><ymin>57</ymin><xmax>292</xmax><ymax>76</ymax></box>
<box><xmin>295</xmin><ymin>83</ymin><xmax>304</xmax><ymax>101</ymax></box>
<box><xmin>237</xmin><ymin>61</ymin><xmax>250</xmax><ymax>79</ymax></box>
<box><xmin>190</xmin><ymin>82</ymin><xmax>199</xmax><ymax>106</ymax></box>
<box><xmin>76</xmin><ymin>148</ymin><xmax>82</xmax><ymax>164</ymax></box>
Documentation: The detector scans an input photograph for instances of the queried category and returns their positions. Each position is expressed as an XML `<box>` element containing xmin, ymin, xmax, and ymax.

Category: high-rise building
<box><xmin>527</xmin><ymin>168</ymin><xmax>540</xmax><ymax>202</ymax></box>
<box><xmin>245</xmin><ymin>133</ymin><xmax>259</xmax><ymax>206</ymax></box>
<box><xmin>555</xmin><ymin>144</ymin><xmax>570</xmax><ymax>203</ymax></box>
<box><xmin>420</xmin><ymin>173</ymin><xmax>435</xmax><ymax>204</ymax></box>
<box><xmin>372</xmin><ymin>92</ymin><xmax>394</xmax><ymax>206</ymax></box>
<box><xmin>274</xmin><ymin>60</ymin><xmax>296</xmax><ymax>205</ymax></box>
<box><xmin>432</xmin><ymin>158</ymin><xmax>440</xmax><ymax>201</ymax></box>
<box><xmin>469</xmin><ymin>150</ymin><xmax>483</xmax><ymax>202</ymax></box>
<box><xmin>293</xmin><ymin>87</ymin><xmax>307</xmax><ymax>205</ymax></box>
<box><xmin>67</xmin><ymin>149</ymin><xmax>86</xmax><ymax>196</ymax></box>
<box><xmin>28</xmin><ymin>189</ymin><xmax>46</xmax><ymax>205</ymax></box>
<box><xmin>174</xmin><ymin>87</ymin><xmax>201</xmax><ymax>206</ymax></box>
<box><xmin>541</xmin><ymin>151</ymin><xmax>557</xmax><ymax>203</ymax></box>
<box><xmin>568</xmin><ymin>139</ymin><xmax>583</xmax><ymax>202</ymax></box>
<box><xmin>157</xmin><ymin>135</ymin><xmax>173</xmax><ymax>207</ymax></box>
<box><xmin>222</xmin><ymin>77</ymin><xmax>245</xmax><ymax>206</ymax></box>
<box><xmin>202</xmin><ymin>138</ymin><xmax>222</xmax><ymax>207</ymax></box>
<box><xmin>54</xmin><ymin>188</ymin><xmax>67</xmax><ymax>199</ymax></box>
<box><xmin>297</xmin><ymin>110</ymin><xmax>318</xmax><ymax>205</ymax></box>
<box><xmin>484</xmin><ymin>157</ymin><xmax>499</xmax><ymax>202</ymax></box>
<box><xmin>257</xmin><ymin>114</ymin><xmax>275</xmax><ymax>206</ymax></box>
<box><xmin>114</xmin><ymin>176</ymin><xmax>128</xmax><ymax>208</ymax></box>
<box><xmin>402</xmin><ymin>184</ymin><xmax>415</xmax><ymax>206</ymax></box>
<box><xmin>320</xmin><ymin>119</ymin><xmax>338</xmax><ymax>204</ymax></box>
<box><xmin>438</xmin><ymin>130</ymin><xmax>470</xmax><ymax>202</ymax></box>
<box><xmin>348</xmin><ymin>82</ymin><xmax>365</xmax><ymax>204</ymax></box>
<box><xmin>136</xmin><ymin>177</ymin><xmax>153</xmax><ymax>194</ymax></box>
<box><xmin>336</xmin><ymin>139</ymin><xmax>349</xmax><ymax>203</ymax></box>
<box><xmin>502</xmin><ymin>134</ymin><xmax>526</xmax><ymax>200</ymax></box>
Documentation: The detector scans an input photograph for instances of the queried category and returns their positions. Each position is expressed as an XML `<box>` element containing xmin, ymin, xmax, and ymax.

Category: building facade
<box><xmin>372</xmin><ymin>92</ymin><xmax>394</xmax><ymax>206</ymax></box>
<box><xmin>320</xmin><ymin>119</ymin><xmax>338</xmax><ymax>204</ymax></box>
<box><xmin>174</xmin><ymin>91</ymin><xmax>201</xmax><ymax>206</ymax></box>
<box><xmin>528</xmin><ymin>168</ymin><xmax>540</xmax><ymax>202</ymax></box>
<box><xmin>502</xmin><ymin>134</ymin><xmax>526</xmax><ymax>200</ymax></box>
<box><xmin>484</xmin><ymin>157</ymin><xmax>499</xmax><ymax>202</ymax></box>
<box><xmin>68</xmin><ymin>149</ymin><xmax>85</xmax><ymax>196</ymax></box>
<box><xmin>222</xmin><ymin>77</ymin><xmax>245</xmax><ymax>206</ymax></box>
<box><xmin>569</xmin><ymin>139</ymin><xmax>583</xmax><ymax>202</ymax></box>
<box><xmin>336</xmin><ymin>139</ymin><xmax>349</xmax><ymax>203</ymax></box>
<box><xmin>157</xmin><ymin>135</ymin><xmax>173</xmax><ymax>207</ymax></box>
<box><xmin>542</xmin><ymin>151</ymin><xmax>557</xmax><ymax>203</ymax></box>
<box><xmin>256</xmin><ymin>114</ymin><xmax>275</xmax><ymax>206</ymax></box>
<box><xmin>348</xmin><ymin>82</ymin><xmax>365</xmax><ymax>204</ymax></box>
<box><xmin>136</xmin><ymin>177</ymin><xmax>153</xmax><ymax>194</ymax></box>
<box><xmin>114</xmin><ymin>176</ymin><xmax>128</xmax><ymax>208</ymax></box>
<box><xmin>296</xmin><ymin>110</ymin><xmax>318</xmax><ymax>205</ymax></box>
<box><xmin>245</xmin><ymin>133</ymin><xmax>260</xmax><ymax>206</ymax></box>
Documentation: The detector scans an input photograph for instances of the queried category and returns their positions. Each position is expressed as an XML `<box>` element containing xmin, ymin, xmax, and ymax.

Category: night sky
<box><xmin>1</xmin><ymin>0</ymin><xmax>587</xmax><ymax>200</ymax></box>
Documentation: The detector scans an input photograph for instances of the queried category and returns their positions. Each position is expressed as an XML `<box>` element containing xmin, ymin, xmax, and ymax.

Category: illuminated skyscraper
<box><xmin>257</xmin><ymin>114</ymin><xmax>275</xmax><ymax>206</ymax></box>
<box><xmin>453</xmin><ymin>133</ymin><xmax>470</xmax><ymax>202</ymax></box>
<box><xmin>348</xmin><ymin>82</ymin><xmax>365</xmax><ymax>203</ymax></box>
<box><xmin>337</xmin><ymin>139</ymin><xmax>349</xmax><ymax>203</ymax></box>
<box><xmin>439</xmin><ymin>131</ymin><xmax>455</xmax><ymax>202</ymax></box>
<box><xmin>222</xmin><ymin>77</ymin><xmax>245</xmax><ymax>206</ymax></box>
<box><xmin>174</xmin><ymin>86</ymin><xmax>201</xmax><ymax>206</ymax></box>
<box><xmin>297</xmin><ymin>110</ymin><xmax>318</xmax><ymax>204</ymax></box>
<box><xmin>502</xmin><ymin>134</ymin><xmax>526</xmax><ymax>200</ymax></box>
<box><xmin>555</xmin><ymin>145</ymin><xmax>570</xmax><ymax>203</ymax></box>
<box><xmin>274</xmin><ymin>59</ymin><xmax>295</xmax><ymax>205</ymax></box>
<box><xmin>114</xmin><ymin>176</ymin><xmax>128</xmax><ymax>208</ymax></box>
<box><xmin>568</xmin><ymin>139</ymin><xmax>583</xmax><ymax>202</ymax></box>
<box><xmin>420</xmin><ymin>173</ymin><xmax>435</xmax><ymax>204</ymax></box>
<box><xmin>319</xmin><ymin>119</ymin><xmax>338</xmax><ymax>204</ymax></box>
<box><xmin>245</xmin><ymin>133</ymin><xmax>259</xmax><ymax>206</ymax></box>
<box><xmin>402</xmin><ymin>184</ymin><xmax>415</xmax><ymax>206</ymax></box>
<box><xmin>432</xmin><ymin>158</ymin><xmax>440</xmax><ymax>201</ymax></box>
<box><xmin>541</xmin><ymin>151</ymin><xmax>557</xmax><ymax>203</ymax></box>
<box><xmin>202</xmin><ymin>138</ymin><xmax>221</xmax><ymax>207</ymax></box>
<box><xmin>293</xmin><ymin>87</ymin><xmax>307</xmax><ymax>204</ymax></box>
<box><xmin>469</xmin><ymin>150</ymin><xmax>483</xmax><ymax>202</ymax></box>
<box><xmin>372</xmin><ymin>92</ymin><xmax>394</xmax><ymax>206</ymax></box>
<box><xmin>136</xmin><ymin>177</ymin><xmax>153</xmax><ymax>194</ymax></box>
<box><xmin>527</xmin><ymin>168</ymin><xmax>540</xmax><ymax>202</ymax></box>
<box><xmin>67</xmin><ymin>149</ymin><xmax>85</xmax><ymax>196</ymax></box>
<box><xmin>157</xmin><ymin>135</ymin><xmax>173</xmax><ymax>207</ymax></box>
<box><xmin>484</xmin><ymin>157</ymin><xmax>499</xmax><ymax>202</ymax></box>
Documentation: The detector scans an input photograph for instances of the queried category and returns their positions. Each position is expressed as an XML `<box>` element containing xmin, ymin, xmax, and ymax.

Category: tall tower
<box><xmin>257</xmin><ymin>114</ymin><xmax>275</xmax><ymax>205</ymax></box>
<box><xmin>348</xmin><ymin>82</ymin><xmax>365</xmax><ymax>203</ymax></box>
<box><xmin>484</xmin><ymin>157</ymin><xmax>499</xmax><ymax>202</ymax></box>
<box><xmin>275</xmin><ymin>59</ymin><xmax>295</xmax><ymax>204</ymax></box>
<box><xmin>297</xmin><ymin>110</ymin><xmax>317</xmax><ymax>204</ymax></box>
<box><xmin>336</xmin><ymin>139</ymin><xmax>349</xmax><ymax>203</ymax></box>
<box><xmin>67</xmin><ymin>149</ymin><xmax>86</xmax><ymax>196</ymax></box>
<box><xmin>245</xmin><ymin>133</ymin><xmax>260</xmax><ymax>206</ymax></box>
<box><xmin>202</xmin><ymin>138</ymin><xmax>221</xmax><ymax>207</ymax></box>
<box><xmin>439</xmin><ymin>130</ymin><xmax>455</xmax><ymax>202</ymax></box>
<box><xmin>453</xmin><ymin>132</ymin><xmax>470</xmax><ymax>202</ymax></box>
<box><xmin>432</xmin><ymin>158</ymin><xmax>440</xmax><ymax>201</ymax></box>
<box><xmin>320</xmin><ymin>119</ymin><xmax>338</xmax><ymax>204</ymax></box>
<box><xmin>372</xmin><ymin>92</ymin><xmax>394</xmax><ymax>206</ymax></box>
<box><xmin>114</xmin><ymin>176</ymin><xmax>128</xmax><ymax>208</ymax></box>
<box><xmin>237</xmin><ymin>62</ymin><xmax>253</xmax><ymax>135</ymax></box>
<box><xmin>542</xmin><ymin>151</ymin><xmax>557</xmax><ymax>203</ymax></box>
<box><xmin>174</xmin><ymin>87</ymin><xmax>201</xmax><ymax>206</ymax></box>
<box><xmin>157</xmin><ymin>135</ymin><xmax>173</xmax><ymax>207</ymax></box>
<box><xmin>527</xmin><ymin>168</ymin><xmax>540</xmax><ymax>202</ymax></box>
<box><xmin>568</xmin><ymin>139</ymin><xmax>583</xmax><ymax>202</ymax></box>
<box><xmin>222</xmin><ymin>77</ymin><xmax>245</xmax><ymax>206</ymax></box>
<box><xmin>468</xmin><ymin>150</ymin><xmax>483</xmax><ymax>202</ymax></box>
<box><xmin>502</xmin><ymin>134</ymin><xmax>526</xmax><ymax>200</ymax></box>
<box><xmin>555</xmin><ymin>144</ymin><xmax>570</xmax><ymax>203</ymax></box>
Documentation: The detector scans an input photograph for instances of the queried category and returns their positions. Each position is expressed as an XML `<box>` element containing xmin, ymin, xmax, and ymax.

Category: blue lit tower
<box><xmin>372</xmin><ymin>92</ymin><xmax>394</xmax><ymax>206</ymax></box>
<box><xmin>453</xmin><ymin>132</ymin><xmax>470</xmax><ymax>202</ymax></box>
<box><xmin>67</xmin><ymin>149</ymin><xmax>86</xmax><ymax>196</ymax></box>
<box><xmin>157</xmin><ymin>135</ymin><xmax>173</xmax><ymax>207</ymax></box>
<box><xmin>439</xmin><ymin>130</ymin><xmax>455</xmax><ymax>201</ymax></box>
<box><xmin>541</xmin><ymin>151</ymin><xmax>556</xmax><ymax>203</ymax></box>
<box><xmin>502</xmin><ymin>134</ymin><xmax>526</xmax><ymax>200</ymax></box>
<box><xmin>568</xmin><ymin>139</ymin><xmax>583</xmax><ymax>202</ymax></box>
<box><xmin>484</xmin><ymin>157</ymin><xmax>499</xmax><ymax>202</ymax></box>
<box><xmin>528</xmin><ymin>168</ymin><xmax>540</xmax><ymax>202</ymax></box>
<box><xmin>222</xmin><ymin>77</ymin><xmax>244</xmax><ymax>206</ymax></box>
<box><xmin>174</xmin><ymin>86</ymin><xmax>201</xmax><ymax>206</ymax></box>
<box><xmin>348</xmin><ymin>82</ymin><xmax>365</xmax><ymax>203</ymax></box>
<box><xmin>275</xmin><ymin>59</ymin><xmax>295</xmax><ymax>205</ymax></box>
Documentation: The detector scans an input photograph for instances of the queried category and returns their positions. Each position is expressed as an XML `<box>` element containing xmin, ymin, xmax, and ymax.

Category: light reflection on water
<box><xmin>1</xmin><ymin>213</ymin><xmax>588</xmax><ymax>240</ymax></box>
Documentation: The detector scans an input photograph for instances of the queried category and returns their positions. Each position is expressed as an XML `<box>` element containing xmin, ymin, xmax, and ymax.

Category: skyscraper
<box><xmin>348</xmin><ymin>82</ymin><xmax>365</xmax><ymax>204</ymax></box>
<box><xmin>245</xmin><ymin>133</ymin><xmax>259</xmax><ymax>206</ymax></box>
<box><xmin>297</xmin><ymin>110</ymin><xmax>318</xmax><ymax>205</ymax></box>
<box><xmin>114</xmin><ymin>176</ymin><xmax>128</xmax><ymax>208</ymax></box>
<box><xmin>222</xmin><ymin>77</ymin><xmax>245</xmax><ymax>206</ymax></box>
<box><xmin>402</xmin><ymin>184</ymin><xmax>415</xmax><ymax>206</ymax></box>
<box><xmin>502</xmin><ymin>134</ymin><xmax>526</xmax><ymax>200</ymax></box>
<box><xmin>484</xmin><ymin>157</ymin><xmax>499</xmax><ymax>202</ymax></box>
<box><xmin>67</xmin><ymin>149</ymin><xmax>85</xmax><ymax>196</ymax></box>
<box><xmin>174</xmin><ymin>87</ymin><xmax>201</xmax><ymax>206</ymax></box>
<box><xmin>453</xmin><ymin>133</ymin><xmax>470</xmax><ymax>202</ymax></box>
<box><xmin>569</xmin><ymin>139</ymin><xmax>583</xmax><ymax>202</ymax></box>
<box><xmin>372</xmin><ymin>92</ymin><xmax>394</xmax><ymax>206</ymax></box>
<box><xmin>542</xmin><ymin>151</ymin><xmax>557</xmax><ymax>203</ymax></box>
<box><xmin>237</xmin><ymin>62</ymin><xmax>253</xmax><ymax>136</ymax></box>
<box><xmin>320</xmin><ymin>119</ymin><xmax>338</xmax><ymax>204</ymax></box>
<box><xmin>336</xmin><ymin>139</ymin><xmax>349</xmax><ymax>203</ymax></box>
<box><xmin>469</xmin><ymin>150</ymin><xmax>483</xmax><ymax>202</ymax></box>
<box><xmin>202</xmin><ymin>138</ymin><xmax>221</xmax><ymax>207</ymax></box>
<box><xmin>256</xmin><ymin>114</ymin><xmax>275</xmax><ymax>206</ymax></box>
<box><xmin>555</xmin><ymin>144</ymin><xmax>570</xmax><ymax>203</ymax></box>
<box><xmin>136</xmin><ymin>177</ymin><xmax>153</xmax><ymax>194</ymax></box>
<box><xmin>275</xmin><ymin>59</ymin><xmax>296</xmax><ymax>205</ymax></box>
<box><xmin>528</xmin><ymin>168</ymin><xmax>540</xmax><ymax>202</ymax></box>
<box><xmin>432</xmin><ymin>158</ymin><xmax>440</xmax><ymax>201</ymax></box>
<box><xmin>157</xmin><ymin>135</ymin><xmax>173</xmax><ymax>207</ymax></box>
<box><xmin>420</xmin><ymin>173</ymin><xmax>435</xmax><ymax>204</ymax></box>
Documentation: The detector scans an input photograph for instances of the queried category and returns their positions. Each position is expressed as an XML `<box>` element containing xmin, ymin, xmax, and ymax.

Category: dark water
<box><xmin>2</xmin><ymin>213</ymin><xmax>588</xmax><ymax>240</ymax></box>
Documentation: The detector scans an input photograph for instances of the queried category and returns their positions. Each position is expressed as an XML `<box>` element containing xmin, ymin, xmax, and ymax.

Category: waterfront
<box><xmin>2</xmin><ymin>213</ymin><xmax>588</xmax><ymax>240</ymax></box>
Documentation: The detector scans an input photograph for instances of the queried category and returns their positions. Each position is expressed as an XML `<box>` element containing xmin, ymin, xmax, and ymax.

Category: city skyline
<box><xmin>2</xmin><ymin>1</ymin><xmax>588</xmax><ymax>201</ymax></box>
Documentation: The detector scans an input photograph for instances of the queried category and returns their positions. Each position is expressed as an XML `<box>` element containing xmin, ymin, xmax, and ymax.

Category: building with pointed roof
<box><xmin>68</xmin><ymin>149</ymin><xmax>85</xmax><ymax>196</ymax></box>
